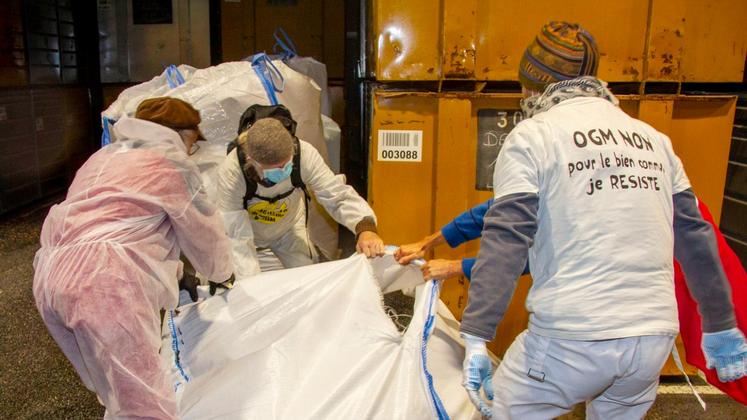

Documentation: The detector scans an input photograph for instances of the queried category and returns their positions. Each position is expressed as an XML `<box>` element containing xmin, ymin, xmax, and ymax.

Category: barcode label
<box><xmin>382</xmin><ymin>132</ymin><xmax>419</xmax><ymax>147</ymax></box>
<box><xmin>377</xmin><ymin>130</ymin><xmax>423</xmax><ymax>162</ymax></box>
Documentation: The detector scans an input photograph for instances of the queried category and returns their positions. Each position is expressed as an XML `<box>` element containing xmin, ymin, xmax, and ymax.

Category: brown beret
<box><xmin>135</xmin><ymin>97</ymin><xmax>205</xmax><ymax>140</ymax></box>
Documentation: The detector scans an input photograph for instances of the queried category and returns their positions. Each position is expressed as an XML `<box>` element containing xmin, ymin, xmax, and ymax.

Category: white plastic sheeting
<box><xmin>102</xmin><ymin>60</ymin><xmax>328</xmax><ymax>164</ymax></box>
<box><xmin>321</xmin><ymin>115</ymin><xmax>341</xmax><ymax>174</ymax></box>
<box><xmin>284</xmin><ymin>55</ymin><xmax>331</xmax><ymax>117</ymax></box>
<box><xmin>103</xmin><ymin>65</ymin><xmax>198</xmax><ymax>119</ymax></box>
<box><xmin>163</xmin><ymin>254</ymin><xmax>486</xmax><ymax>419</ymax></box>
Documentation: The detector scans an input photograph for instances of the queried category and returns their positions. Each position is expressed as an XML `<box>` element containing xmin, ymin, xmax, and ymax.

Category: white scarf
<box><xmin>520</xmin><ymin>76</ymin><xmax>619</xmax><ymax>118</ymax></box>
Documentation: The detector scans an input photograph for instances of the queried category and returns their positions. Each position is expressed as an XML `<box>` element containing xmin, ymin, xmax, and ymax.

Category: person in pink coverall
<box><xmin>33</xmin><ymin>98</ymin><xmax>233</xmax><ymax>419</ymax></box>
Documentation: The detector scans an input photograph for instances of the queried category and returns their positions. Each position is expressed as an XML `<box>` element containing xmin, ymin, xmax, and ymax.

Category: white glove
<box><xmin>461</xmin><ymin>333</ymin><xmax>494</xmax><ymax>418</ymax></box>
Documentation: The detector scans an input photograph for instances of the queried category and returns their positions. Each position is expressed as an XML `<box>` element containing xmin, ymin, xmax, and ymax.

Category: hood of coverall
<box><xmin>109</xmin><ymin>116</ymin><xmax>207</xmax><ymax>209</ymax></box>
<box><xmin>113</xmin><ymin>116</ymin><xmax>196</xmax><ymax>165</ymax></box>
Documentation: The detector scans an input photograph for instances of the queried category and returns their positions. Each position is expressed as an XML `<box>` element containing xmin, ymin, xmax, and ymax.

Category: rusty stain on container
<box><xmin>447</xmin><ymin>46</ymin><xmax>476</xmax><ymax>78</ymax></box>
<box><xmin>646</xmin><ymin>23</ymin><xmax>682</xmax><ymax>81</ymax></box>
<box><xmin>652</xmin><ymin>0</ymin><xmax>745</xmax><ymax>82</ymax></box>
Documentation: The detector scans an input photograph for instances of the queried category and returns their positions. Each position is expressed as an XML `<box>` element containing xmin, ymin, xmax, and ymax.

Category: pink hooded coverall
<box><xmin>32</xmin><ymin>117</ymin><xmax>233</xmax><ymax>419</ymax></box>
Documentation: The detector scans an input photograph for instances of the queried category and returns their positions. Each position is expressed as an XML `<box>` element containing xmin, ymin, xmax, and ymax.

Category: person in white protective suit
<box><xmin>459</xmin><ymin>22</ymin><xmax>747</xmax><ymax>419</ymax></box>
<box><xmin>33</xmin><ymin>97</ymin><xmax>233</xmax><ymax>419</ymax></box>
<box><xmin>217</xmin><ymin>104</ymin><xmax>384</xmax><ymax>279</ymax></box>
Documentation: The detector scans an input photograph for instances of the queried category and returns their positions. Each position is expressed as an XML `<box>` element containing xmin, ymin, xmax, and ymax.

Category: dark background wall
<box><xmin>0</xmin><ymin>0</ymin><xmax>100</xmax><ymax>214</ymax></box>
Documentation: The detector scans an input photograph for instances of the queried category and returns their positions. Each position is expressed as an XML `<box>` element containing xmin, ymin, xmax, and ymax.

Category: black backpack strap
<box><xmin>290</xmin><ymin>137</ymin><xmax>305</xmax><ymax>191</ymax></box>
<box><xmin>226</xmin><ymin>139</ymin><xmax>238</xmax><ymax>154</ymax></box>
<box><xmin>231</xmin><ymin>140</ymin><xmax>257</xmax><ymax>208</ymax></box>
<box><xmin>289</xmin><ymin>137</ymin><xmax>311</xmax><ymax>225</ymax></box>
<box><xmin>237</xmin><ymin>104</ymin><xmax>297</xmax><ymax>136</ymax></box>
<box><xmin>255</xmin><ymin>188</ymin><xmax>295</xmax><ymax>203</ymax></box>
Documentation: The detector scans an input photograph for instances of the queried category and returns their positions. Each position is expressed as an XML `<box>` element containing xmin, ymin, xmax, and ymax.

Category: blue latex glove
<box><xmin>702</xmin><ymin>327</ymin><xmax>747</xmax><ymax>382</ymax></box>
<box><xmin>462</xmin><ymin>333</ymin><xmax>494</xmax><ymax>418</ymax></box>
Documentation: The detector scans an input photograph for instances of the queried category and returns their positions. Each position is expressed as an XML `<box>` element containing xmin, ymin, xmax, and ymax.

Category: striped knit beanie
<box><xmin>518</xmin><ymin>21</ymin><xmax>599</xmax><ymax>93</ymax></box>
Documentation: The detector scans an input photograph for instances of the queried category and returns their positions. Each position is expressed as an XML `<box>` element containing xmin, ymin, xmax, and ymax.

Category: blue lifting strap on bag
<box><xmin>272</xmin><ymin>27</ymin><xmax>298</xmax><ymax>60</ymax></box>
<box><xmin>102</xmin><ymin>64</ymin><xmax>186</xmax><ymax>147</ymax></box>
<box><xmin>101</xmin><ymin>116</ymin><xmax>114</xmax><ymax>147</ymax></box>
<box><xmin>251</xmin><ymin>53</ymin><xmax>284</xmax><ymax>106</ymax></box>
<box><xmin>101</xmin><ymin>64</ymin><xmax>186</xmax><ymax>147</ymax></box>
<box><xmin>166</xmin><ymin>64</ymin><xmax>186</xmax><ymax>89</ymax></box>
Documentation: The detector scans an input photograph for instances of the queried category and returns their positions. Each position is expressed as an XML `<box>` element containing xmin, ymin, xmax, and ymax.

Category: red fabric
<box><xmin>674</xmin><ymin>201</ymin><xmax>747</xmax><ymax>405</ymax></box>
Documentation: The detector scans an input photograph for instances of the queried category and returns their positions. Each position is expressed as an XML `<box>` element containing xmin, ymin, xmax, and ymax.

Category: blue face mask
<box><xmin>263</xmin><ymin>161</ymin><xmax>293</xmax><ymax>184</ymax></box>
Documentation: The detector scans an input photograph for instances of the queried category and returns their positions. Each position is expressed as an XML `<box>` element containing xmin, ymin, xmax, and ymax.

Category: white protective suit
<box><xmin>32</xmin><ymin>117</ymin><xmax>233</xmax><ymax>419</ymax></box>
<box><xmin>217</xmin><ymin>139</ymin><xmax>375</xmax><ymax>279</ymax></box>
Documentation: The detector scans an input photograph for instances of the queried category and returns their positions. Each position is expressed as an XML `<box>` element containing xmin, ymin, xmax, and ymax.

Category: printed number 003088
<box><xmin>381</xmin><ymin>150</ymin><xmax>418</xmax><ymax>160</ymax></box>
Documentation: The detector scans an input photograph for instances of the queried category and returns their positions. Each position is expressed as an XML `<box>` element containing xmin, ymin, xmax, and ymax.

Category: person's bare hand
<box><xmin>421</xmin><ymin>259</ymin><xmax>463</xmax><ymax>280</ymax></box>
<box><xmin>356</xmin><ymin>231</ymin><xmax>385</xmax><ymax>257</ymax></box>
<box><xmin>394</xmin><ymin>240</ymin><xmax>427</xmax><ymax>265</ymax></box>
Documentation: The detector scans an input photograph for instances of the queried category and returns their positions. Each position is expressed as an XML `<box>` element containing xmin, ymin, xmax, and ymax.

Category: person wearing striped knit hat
<box><xmin>455</xmin><ymin>21</ymin><xmax>746</xmax><ymax>419</ymax></box>
<box><xmin>518</xmin><ymin>21</ymin><xmax>599</xmax><ymax>95</ymax></box>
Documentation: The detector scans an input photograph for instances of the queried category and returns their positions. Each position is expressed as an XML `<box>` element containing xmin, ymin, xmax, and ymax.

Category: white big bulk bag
<box><xmin>321</xmin><ymin>115</ymin><xmax>341</xmax><ymax>174</ymax></box>
<box><xmin>103</xmin><ymin>64</ymin><xmax>196</xmax><ymax>129</ymax></box>
<box><xmin>163</xmin><ymin>254</ymin><xmax>486</xmax><ymax>419</ymax></box>
<box><xmin>102</xmin><ymin>57</ymin><xmax>339</xmax><ymax>261</ymax></box>
<box><xmin>285</xmin><ymin>56</ymin><xmax>331</xmax><ymax>117</ymax></box>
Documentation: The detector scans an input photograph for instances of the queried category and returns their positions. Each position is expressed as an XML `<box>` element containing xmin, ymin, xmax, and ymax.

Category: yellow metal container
<box><xmin>368</xmin><ymin>89</ymin><xmax>736</xmax><ymax>373</ymax></box>
<box><xmin>371</xmin><ymin>0</ymin><xmax>747</xmax><ymax>82</ymax></box>
<box><xmin>371</xmin><ymin>0</ymin><xmax>442</xmax><ymax>80</ymax></box>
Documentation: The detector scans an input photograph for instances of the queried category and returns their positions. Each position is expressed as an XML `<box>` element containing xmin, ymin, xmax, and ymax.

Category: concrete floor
<box><xmin>1</xmin><ymin>202</ymin><xmax>746</xmax><ymax>419</ymax></box>
<box><xmin>0</xmin><ymin>201</ymin><xmax>103</xmax><ymax>419</ymax></box>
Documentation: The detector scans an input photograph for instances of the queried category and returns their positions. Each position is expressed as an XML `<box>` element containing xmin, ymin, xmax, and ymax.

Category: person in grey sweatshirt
<box><xmin>460</xmin><ymin>21</ymin><xmax>747</xmax><ymax>419</ymax></box>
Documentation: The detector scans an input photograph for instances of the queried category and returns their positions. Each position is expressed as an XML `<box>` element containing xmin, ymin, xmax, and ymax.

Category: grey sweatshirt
<box><xmin>459</xmin><ymin>189</ymin><xmax>736</xmax><ymax>340</ymax></box>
